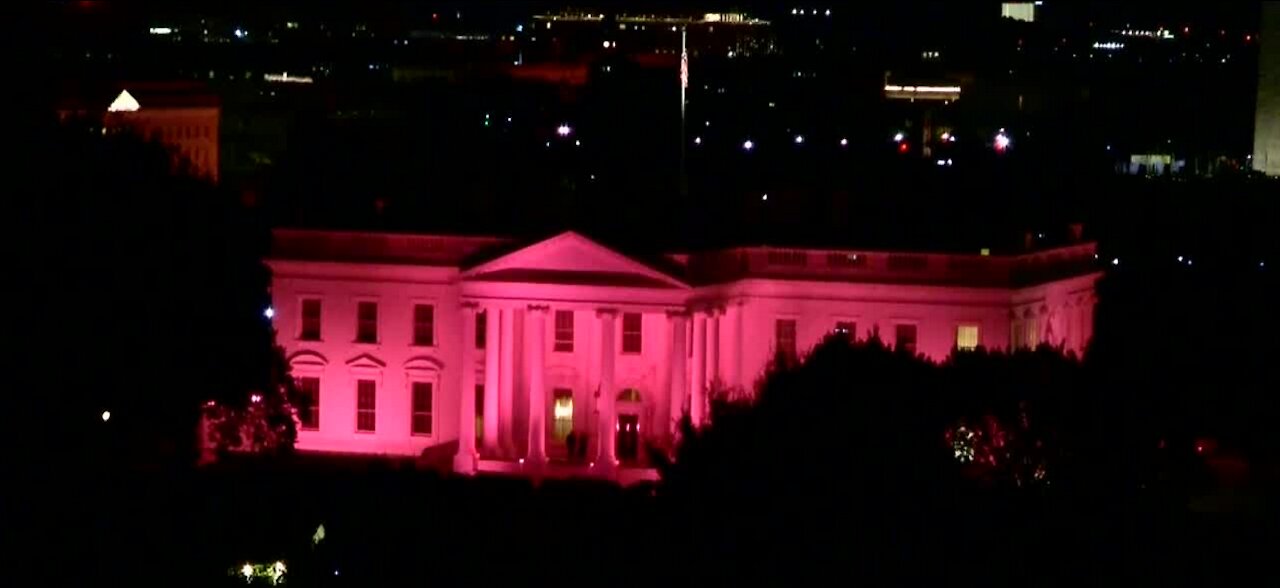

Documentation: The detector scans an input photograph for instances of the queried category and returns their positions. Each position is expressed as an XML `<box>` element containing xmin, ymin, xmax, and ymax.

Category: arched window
<box><xmin>617</xmin><ymin>388</ymin><xmax>642</xmax><ymax>403</ymax></box>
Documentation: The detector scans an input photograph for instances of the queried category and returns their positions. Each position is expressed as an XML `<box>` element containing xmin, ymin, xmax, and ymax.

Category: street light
<box><xmin>742</xmin><ymin>139</ymin><xmax>755</xmax><ymax>151</ymax></box>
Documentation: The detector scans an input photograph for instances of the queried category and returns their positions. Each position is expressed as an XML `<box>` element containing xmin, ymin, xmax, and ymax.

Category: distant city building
<box><xmin>59</xmin><ymin>82</ymin><xmax>221</xmax><ymax>183</ymax></box>
<box><xmin>1000</xmin><ymin>2</ymin><xmax>1037</xmax><ymax>23</ymax></box>
<box><xmin>1254</xmin><ymin>2</ymin><xmax>1280</xmax><ymax>176</ymax></box>
<box><xmin>262</xmin><ymin>229</ymin><xmax>1100</xmax><ymax>482</ymax></box>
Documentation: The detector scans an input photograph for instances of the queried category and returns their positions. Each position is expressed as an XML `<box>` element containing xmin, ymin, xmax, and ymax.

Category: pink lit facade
<box><xmin>268</xmin><ymin>229</ymin><xmax>1100</xmax><ymax>479</ymax></box>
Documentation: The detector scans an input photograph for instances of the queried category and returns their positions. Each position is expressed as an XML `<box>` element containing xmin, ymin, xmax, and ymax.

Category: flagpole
<box><xmin>679</xmin><ymin>26</ymin><xmax>688</xmax><ymax>197</ymax></box>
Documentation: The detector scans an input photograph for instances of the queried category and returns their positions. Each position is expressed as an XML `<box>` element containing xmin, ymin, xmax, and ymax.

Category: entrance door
<box><xmin>617</xmin><ymin>414</ymin><xmax>640</xmax><ymax>463</ymax></box>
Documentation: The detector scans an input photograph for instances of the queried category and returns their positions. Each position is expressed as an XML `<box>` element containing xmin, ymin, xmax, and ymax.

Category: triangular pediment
<box><xmin>462</xmin><ymin>231</ymin><xmax>688</xmax><ymax>289</ymax></box>
<box><xmin>107</xmin><ymin>89</ymin><xmax>140</xmax><ymax>112</ymax></box>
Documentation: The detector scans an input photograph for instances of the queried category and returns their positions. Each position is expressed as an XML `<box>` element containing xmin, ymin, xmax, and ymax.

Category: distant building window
<box><xmin>475</xmin><ymin>311</ymin><xmax>487</xmax><ymax>349</ymax></box>
<box><xmin>826</xmin><ymin>252</ymin><xmax>867</xmax><ymax>268</ymax></box>
<box><xmin>834</xmin><ymin>321</ymin><xmax>856</xmax><ymax>337</ymax></box>
<box><xmin>767</xmin><ymin>250</ymin><xmax>808</xmax><ymax>267</ymax></box>
<box><xmin>552</xmin><ymin>388</ymin><xmax>573</xmax><ymax>440</ymax></box>
<box><xmin>356</xmin><ymin>301</ymin><xmax>378</xmax><ymax>343</ymax></box>
<box><xmin>300</xmin><ymin>299</ymin><xmax>322</xmax><ymax>341</ymax></box>
<box><xmin>296</xmin><ymin>376</ymin><xmax>320</xmax><ymax>430</ymax></box>
<box><xmin>413</xmin><ymin>304</ymin><xmax>435</xmax><ymax>346</ymax></box>
<box><xmin>554</xmin><ymin>310</ymin><xmax>574</xmax><ymax>352</ymax></box>
<box><xmin>411</xmin><ymin>381</ymin><xmax>432</xmax><ymax>435</ymax></box>
<box><xmin>356</xmin><ymin>380</ymin><xmax>376</xmax><ymax>432</ymax></box>
<box><xmin>776</xmin><ymin>319</ymin><xmax>797</xmax><ymax>358</ymax></box>
<box><xmin>622</xmin><ymin>313</ymin><xmax>643</xmax><ymax>353</ymax></box>
<box><xmin>956</xmin><ymin>325</ymin><xmax>980</xmax><ymax>351</ymax></box>
<box><xmin>895</xmin><ymin>323</ymin><xmax>918</xmax><ymax>353</ymax></box>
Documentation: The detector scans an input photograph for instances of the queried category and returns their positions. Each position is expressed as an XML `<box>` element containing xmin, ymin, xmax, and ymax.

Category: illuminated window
<box><xmin>776</xmin><ymin>319</ymin><xmax>797</xmax><ymax>358</ymax></box>
<box><xmin>552</xmin><ymin>389</ymin><xmax>573</xmax><ymax>440</ymax></box>
<box><xmin>412</xmin><ymin>304</ymin><xmax>435</xmax><ymax>346</ymax></box>
<box><xmin>356</xmin><ymin>380</ymin><xmax>376</xmax><ymax>432</ymax></box>
<box><xmin>296</xmin><ymin>376</ymin><xmax>320</xmax><ymax>430</ymax></box>
<box><xmin>895</xmin><ymin>323</ymin><xmax>918</xmax><ymax>353</ymax></box>
<box><xmin>300</xmin><ymin>299</ymin><xmax>322</xmax><ymax>341</ymax></box>
<box><xmin>554</xmin><ymin>310</ymin><xmax>574</xmax><ymax>352</ymax></box>
<box><xmin>618</xmin><ymin>388</ymin><xmax>642</xmax><ymax>403</ymax></box>
<box><xmin>956</xmin><ymin>325</ymin><xmax>980</xmax><ymax>351</ymax></box>
<box><xmin>356</xmin><ymin>302</ymin><xmax>378</xmax><ymax>343</ymax></box>
<box><xmin>622</xmin><ymin>313</ymin><xmax>643</xmax><ymax>353</ymax></box>
<box><xmin>410</xmin><ymin>382</ymin><xmax>432</xmax><ymax>435</ymax></box>
<box><xmin>834</xmin><ymin>321</ymin><xmax>856</xmax><ymax>337</ymax></box>
<box><xmin>475</xmin><ymin>311</ymin><xmax>486</xmax><ymax>350</ymax></box>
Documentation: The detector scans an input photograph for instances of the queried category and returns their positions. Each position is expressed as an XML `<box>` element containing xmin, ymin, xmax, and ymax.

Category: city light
<box><xmin>742</xmin><ymin>139</ymin><xmax>755</xmax><ymax>151</ymax></box>
<box><xmin>264</xmin><ymin>72</ymin><xmax>314</xmax><ymax>84</ymax></box>
<box><xmin>793</xmin><ymin>134</ymin><xmax>805</xmax><ymax>144</ymax></box>
<box><xmin>251</xmin><ymin>394</ymin><xmax>263</xmax><ymax>404</ymax></box>
<box><xmin>893</xmin><ymin>132</ymin><xmax>905</xmax><ymax>143</ymax></box>
<box><xmin>556</xmin><ymin>124</ymin><xmax>572</xmax><ymax>136</ymax></box>
<box><xmin>602</xmin><ymin>40</ymin><xmax>612</xmax><ymax>48</ymax></box>
<box><xmin>693</xmin><ymin>136</ymin><xmax>702</xmax><ymax>145</ymax></box>
<box><xmin>101</xmin><ymin>410</ymin><xmax>111</xmax><ymax>422</ymax></box>
<box><xmin>1111</xmin><ymin>258</ymin><xmax>1120</xmax><ymax>266</ymax></box>
<box><xmin>839</xmin><ymin>138</ymin><xmax>848</xmax><ymax>146</ymax></box>
<box><xmin>898</xmin><ymin>142</ymin><xmax>910</xmax><ymax>154</ymax></box>
<box><xmin>149</xmin><ymin>27</ymin><xmax>173</xmax><ymax>35</ymax></box>
<box><xmin>761</xmin><ymin>193</ymin><xmax>768</xmax><ymax>201</ymax></box>
<box><xmin>263</xmin><ymin>307</ymin><xmax>275</xmax><ymax>319</ymax></box>
<box><xmin>994</xmin><ymin>131</ymin><xmax>1012</xmax><ymax>152</ymax></box>
<box><xmin>234</xmin><ymin>28</ymin><xmax>247</xmax><ymax>39</ymax></box>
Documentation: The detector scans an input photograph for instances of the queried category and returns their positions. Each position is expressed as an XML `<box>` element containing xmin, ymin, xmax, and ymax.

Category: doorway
<box><xmin>617</xmin><ymin>414</ymin><xmax>640</xmax><ymax>463</ymax></box>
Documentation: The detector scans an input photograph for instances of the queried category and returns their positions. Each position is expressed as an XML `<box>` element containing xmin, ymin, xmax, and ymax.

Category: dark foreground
<box><xmin>20</xmin><ymin>455</ymin><xmax>1275</xmax><ymax>586</ymax></box>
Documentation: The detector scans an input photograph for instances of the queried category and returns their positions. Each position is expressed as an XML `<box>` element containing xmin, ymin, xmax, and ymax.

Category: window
<box><xmin>554</xmin><ymin>310</ymin><xmax>574</xmax><ymax>352</ymax></box>
<box><xmin>475</xmin><ymin>384</ymin><xmax>484</xmax><ymax>441</ymax></box>
<box><xmin>296</xmin><ymin>376</ymin><xmax>320</xmax><ymax>430</ymax></box>
<box><xmin>356</xmin><ymin>301</ymin><xmax>378</xmax><ymax>343</ymax></box>
<box><xmin>356</xmin><ymin>380</ymin><xmax>376</xmax><ymax>432</ymax></box>
<box><xmin>475</xmin><ymin>311</ymin><xmax>487</xmax><ymax>350</ymax></box>
<box><xmin>622</xmin><ymin>313</ymin><xmax>643</xmax><ymax>353</ymax></box>
<box><xmin>776</xmin><ymin>319</ymin><xmax>797</xmax><ymax>358</ymax></box>
<box><xmin>411</xmin><ymin>381</ymin><xmax>432</xmax><ymax>435</ymax></box>
<box><xmin>766</xmin><ymin>250</ymin><xmax>808</xmax><ymax>267</ymax></box>
<box><xmin>552</xmin><ymin>389</ymin><xmax>573</xmax><ymax>440</ymax></box>
<box><xmin>826</xmin><ymin>252</ymin><xmax>867</xmax><ymax>268</ymax></box>
<box><xmin>834</xmin><ymin>321</ymin><xmax>856</xmax><ymax>337</ymax></box>
<box><xmin>957</xmin><ymin>325</ymin><xmax>980</xmax><ymax>351</ymax></box>
<box><xmin>300</xmin><ymin>299</ymin><xmax>322</xmax><ymax>340</ymax></box>
<box><xmin>895</xmin><ymin>323</ymin><xmax>918</xmax><ymax>353</ymax></box>
<box><xmin>412</xmin><ymin>304</ymin><xmax>435</xmax><ymax>346</ymax></box>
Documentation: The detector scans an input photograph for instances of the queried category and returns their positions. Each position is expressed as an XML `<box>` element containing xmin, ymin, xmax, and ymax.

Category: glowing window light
<box><xmin>107</xmin><ymin>89</ymin><xmax>140</xmax><ymax>112</ymax></box>
<box><xmin>884</xmin><ymin>84</ymin><xmax>962</xmax><ymax>94</ymax></box>
<box><xmin>793</xmin><ymin>134</ymin><xmax>805</xmax><ymax>144</ymax></box>
<box><xmin>742</xmin><ymin>139</ymin><xmax>754</xmax><ymax>151</ymax></box>
<box><xmin>149</xmin><ymin>27</ymin><xmax>173</xmax><ymax>35</ymax></box>
<box><xmin>264</xmin><ymin>72</ymin><xmax>314</xmax><ymax>84</ymax></box>
<box><xmin>263</xmin><ymin>307</ymin><xmax>275</xmax><ymax>319</ymax></box>
<box><xmin>556</xmin><ymin>124</ymin><xmax>572</xmax><ymax>136</ymax></box>
<box><xmin>553</xmin><ymin>397</ymin><xmax>573</xmax><ymax>419</ymax></box>
<box><xmin>101</xmin><ymin>410</ymin><xmax>111</xmax><ymax>422</ymax></box>
<box><xmin>956</xmin><ymin>325</ymin><xmax>980</xmax><ymax>351</ymax></box>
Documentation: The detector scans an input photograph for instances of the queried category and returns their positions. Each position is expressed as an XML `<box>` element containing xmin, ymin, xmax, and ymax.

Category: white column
<box><xmin>454</xmin><ymin>303</ymin><xmax>479</xmax><ymax>474</ymax></box>
<box><xmin>596</xmin><ymin>309</ymin><xmax>618</xmax><ymax>473</ymax></box>
<box><xmin>499</xmin><ymin>307</ymin><xmax>516</xmax><ymax>457</ymax></box>
<box><xmin>482</xmin><ymin>307</ymin><xmax>500</xmax><ymax>456</ymax></box>
<box><xmin>525</xmin><ymin>305</ymin><xmax>548</xmax><ymax>465</ymax></box>
<box><xmin>732</xmin><ymin>301</ymin><xmax>744</xmax><ymax>390</ymax></box>
<box><xmin>691</xmin><ymin>311</ymin><xmax>707</xmax><ymax>426</ymax></box>
<box><xmin>667</xmin><ymin>311</ymin><xmax>688</xmax><ymax>437</ymax></box>
<box><xmin>707</xmin><ymin>308</ymin><xmax>721</xmax><ymax>390</ymax></box>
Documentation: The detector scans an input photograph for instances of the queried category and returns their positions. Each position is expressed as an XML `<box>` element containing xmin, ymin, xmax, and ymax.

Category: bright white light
<box><xmin>107</xmin><ymin>89</ymin><xmax>140</xmax><ymax>112</ymax></box>
<box><xmin>839</xmin><ymin>138</ymin><xmax>848</xmax><ymax>146</ymax></box>
<box><xmin>241</xmin><ymin>564</ymin><xmax>254</xmax><ymax>580</ymax></box>
<box><xmin>518</xmin><ymin>458</ymin><xmax>525</xmax><ymax>465</ymax></box>
<box><xmin>742</xmin><ymin>139</ymin><xmax>754</xmax><ymax>151</ymax></box>
<box><xmin>149</xmin><ymin>27</ymin><xmax>173</xmax><ymax>35</ymax></box>
<box><xmin>693</xmin><ymin>136</ymin><xmax>702</xmax><ymax>145</ymax></box>
<box><xmin>793</xmin><ymin>134</ymin><xmax>805</xmax><ymax>144</ymax></box>
<box><xmin>761</xmin><ymin>193</ymin><xmax>768</xmax><ymax>201</ymax></box>
<box><xmin>264</xmin><ymin>72</ymin><xmax>314</xmax><ymax>84</ymax></box>
<box><xmin>263</xmin><ymin>307</ymin><xmax>275</xmax><ymax>319</ymax></box>
<box><xmin>941</xmin><ymin>132</ymin><xmax>951</xmax><ymax>141</ymax></box>
<box><xmin>1177</xmin><ymin>256</ymin><xmax>1184</xmax><ymax>262</ymax></box>
<box><xmin>994</xmin><ymin>132</ymin><xmax>1012</xmax><ymax>151</ymax></box>
<box><xmin>893</xmin><ymin>132</ymin><xmax>905</xmax><ymax>143</ymax></box>
<box><xmin>516</xmin><ymin>24</ymin><xmax>524</xmax><ymax>32</ymax></box>
<box><xmin>574</xmin><ymin>139</ymin><xmax>581</xmax><ymax>146</ymax></box>
<box><xmin>791</xmin><ymin>8</ymin><xmax>798</xmax><ymax>15</ymax></box>
<box><xmin>556</xmin><ymin>124</ymin><xmax>572</xmax><ymax>136</ymax></box>
<box><xmin>824</xmin><ymin>8</ymin><xmax>831</xmax><ymax>16</ymax></box>
<box><xmin>234</xmin><ymin>28</ymin><xmax>246</xmax><ymax>39</ymax></box>
<box><xmin>251</xmin><ymin>394</ymin><xmax>263</xmax><ymax>404</ymax></box>
<box><xmin>101</xmin><ymin>410</ymin><xmax>111</xmax><ymax>422</ymax></box>
<box><xmin>936</xmin><ymin>159</ymin><xmax>947</xmax><ymax>166</ymax></box>
<box><xmin>602</xmin><ymin>40</ymin><xmax>612</xmax><ymax>49</ymax></box>
<box><xmin>1111</xmin><ymin>258</ymin><xmax>1120</xmax><ymax>266</ymax></box>
<box><xmin>947</xmin><ymin>158</ymin><xmax>954</xmax><ymax>165</ymax></box>
<box><xmin>884</xmin><ymin>84</ymin><xmax>962</xmax><ymax>94</ymax></box>
<box><xmin>1261</xmin><ymin>261</ymin><xmax>1267</xmax><ymax>268</ymax></box>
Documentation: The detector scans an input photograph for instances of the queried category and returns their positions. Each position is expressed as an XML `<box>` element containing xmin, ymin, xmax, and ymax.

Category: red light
<box><xmin>1195</xmin><ymin>443</ymin><xmax>1204</xmax><ymax>454</ymax></box>
<box><xmin>897</xmin><ymin>142</ymin><xmax>910</xmax><ymax>154</ymax></box>
<box><xmin>1245</xmin><ymin>34</ymin><xmax>1253</xmax><ymax>43</ymax></box>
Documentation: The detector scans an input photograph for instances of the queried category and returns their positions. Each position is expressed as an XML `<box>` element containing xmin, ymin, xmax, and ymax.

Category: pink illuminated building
<box><xmin>268</xmin><ymin>229</ymin><xmax>1100</xmax><ymax>481</ymax></box>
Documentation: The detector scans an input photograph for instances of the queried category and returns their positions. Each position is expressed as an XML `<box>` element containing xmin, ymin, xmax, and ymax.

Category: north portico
<box><xmin>267</xmin><ymin>229</ymin><xmax>1100</xmax><ymax>482</ymax></box>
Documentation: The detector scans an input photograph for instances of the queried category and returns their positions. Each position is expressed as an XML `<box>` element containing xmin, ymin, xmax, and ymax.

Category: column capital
<box><xmin>665</xmin><ymin>309</ymin><xmax>690</xmax><ymax>319</ymax></box>
<box><xmin>526</xmin><ymin>304</ymin><xmax>550</xmax><ymax>314</ymax></box>
<box><xmin>595</xmin><ymin>307</ymin><xmax>619</xmax><ymax>318</ymax></box>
